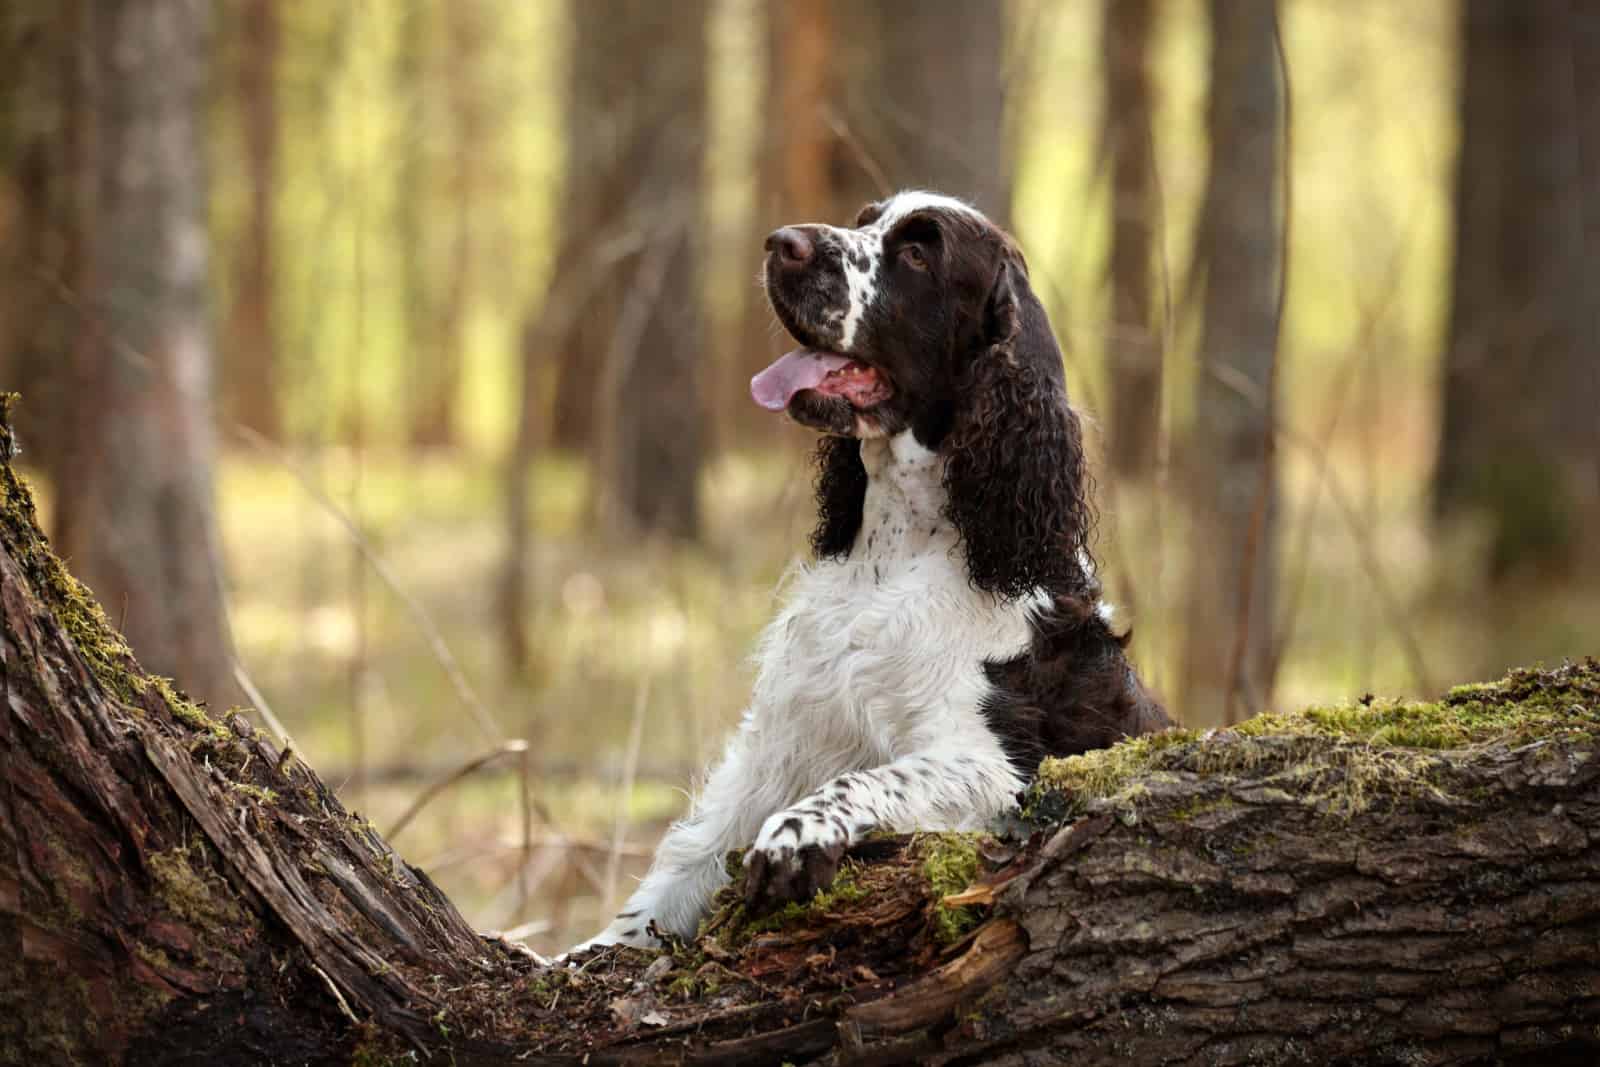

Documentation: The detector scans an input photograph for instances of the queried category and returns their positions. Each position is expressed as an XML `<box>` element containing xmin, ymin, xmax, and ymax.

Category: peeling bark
<box><xmin>2</xmin><ymin>404</ymin><xmax>1599</xmax><ymax>1065</ymax></box>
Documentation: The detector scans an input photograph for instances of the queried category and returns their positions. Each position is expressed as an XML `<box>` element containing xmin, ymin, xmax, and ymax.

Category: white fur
<box><xmin>872</xmin><ymin>190</ymin><xmax>982</xmax><ymax>229</ymax></box>
<box><xmin>572</xmin><ymin>431</ymin><xmax>1039</xmax><ymax>951</ymax></box>
<box><xmin>837</xmin><ymin>239</ymin><xmax>879</xmax><ymax>352</ymax></box>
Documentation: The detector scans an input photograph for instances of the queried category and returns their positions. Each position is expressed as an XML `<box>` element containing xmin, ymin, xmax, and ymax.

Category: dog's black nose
<box><xmin>765</xmin><ymin>227</ymin><xmax>814</xmax><ymax>269</ymax></box>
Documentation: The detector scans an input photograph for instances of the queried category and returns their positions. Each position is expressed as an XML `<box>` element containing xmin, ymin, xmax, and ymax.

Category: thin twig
<box><xmin>1148</xmin><ymin>86</ymin><xmax>1179</xmax><ymax>693</ymax></box>
<box><xmin>603</xmin><ymin>675</ymin><xmax>650</xmax><ymax>914</ymax></box>
<box><xmin>231</xmin><ymin>660</ymin><xmax>296</xmax><ymax>753</ymax></box>
<box><xmin>317</xmin><ymin>755</ymin><xmax>694</xmax><ymax>788</ymax></box>
<box><xmin>419</xmin><ymin>834</ymin><xmax>651</xmax><ymax>875</ymax></box>
<box><xmin>231</xmin><ymin>424</ymin><xmax>503</xmax><ymax>743</ymax></box>
<box><xmin>1264</xmin><ymin>349</ymin><xmax>1362</xmax><ymax>693</ymax></box>
<box><xmin>1201</xmin><ymin>362</ymin><xmax>1434</xmax><ymax>695</ymax></box>
<box><xmin>1266</xmin><ymin>229</ymin><xmax>1411</xmax><ymax>694</ymax></box>
<box><xmin>496</xmin><ymin>918</ymin><xmax>552</xmax><ymax>943</ymax></box>
<box><xmin>310</xmin><ymin>963</ymin><xmax>358</xmax><ymax>1025</ymax></box>
<box><xmin>386</xmin><ymin>739</ymin><xmax>529</xmax><ymax>840</ymax></box>
<box><xmin>822</xmin><ymin>108</ymin><xmax>892</xmax><ymax>199</ymax></box>
<box><xmin>348</xmin><ymin>0</ymin><xmax>372</xmax><ymax>800</ymax></box>
<box><xmin>517</xmin><ymin>742</ymin><xmax>533</xmax><ymax>920</ymax></box>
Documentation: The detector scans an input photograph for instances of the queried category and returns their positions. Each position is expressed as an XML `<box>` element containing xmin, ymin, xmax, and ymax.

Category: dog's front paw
<box><xmin>741</xmin><ymin>809</ymin><xmax>849</xmax><ymax>911</ymax></box>
<box><xmin>566</xmin><ymin>918</ymin><xmax>660</xmax><ymax>959</ymax></box>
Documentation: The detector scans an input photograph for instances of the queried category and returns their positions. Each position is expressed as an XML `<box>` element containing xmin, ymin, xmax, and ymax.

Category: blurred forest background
<box><xmin>1</xmin><ymin>0</ymin><xmax>1596</xmax><ymax>952</ymax></box>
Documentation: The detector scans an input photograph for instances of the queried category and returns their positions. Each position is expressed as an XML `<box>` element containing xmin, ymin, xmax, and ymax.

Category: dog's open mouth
<box><xmin>750</xmin><ymin>349</ymin><xmax>894</xmax><ymax>412</ymax></box>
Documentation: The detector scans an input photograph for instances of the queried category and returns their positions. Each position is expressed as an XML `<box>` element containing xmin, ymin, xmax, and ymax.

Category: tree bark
<box><xmin>4</xmin><ymin>405</ymin><xmax>1599</xmax><ymax>1065</ymax></box>
<box><xmin>1102</xmin><ymin>0</ymin><xmax>1162</xmax><ymax>482</ymax></box>
<box><xmin>1434</xmin><ymin>0</ymin><xmax>1600</xmax><ymax>578</ymax></box>
<box><xmin>1181</xmin><ymin>0</ymin><xmax>1283</xmax><ymax>726</ymax></box>
<box><xmin>47</xmin><ymin>0</ymin><xmax>237</xmax><ymax>711</ymax></box>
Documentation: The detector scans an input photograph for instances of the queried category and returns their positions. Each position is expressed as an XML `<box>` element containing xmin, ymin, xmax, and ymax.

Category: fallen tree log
<box><xmin>2</xmin><ymin>399</ymin><xmax>1598</xmax><ymax>1066</ymax></box>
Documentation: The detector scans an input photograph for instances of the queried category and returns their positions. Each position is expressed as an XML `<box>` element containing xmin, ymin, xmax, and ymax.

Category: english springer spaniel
<box><xmin>574</xmin><ymin>191</ymin><xmax>1169</xmax><ymax>952</ymax></box>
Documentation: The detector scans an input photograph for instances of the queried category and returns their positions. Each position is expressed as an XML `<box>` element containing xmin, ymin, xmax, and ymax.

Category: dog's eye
<box><xmin>899</xmin><ymin>244</ymin><xmax>928</xmax><ymax>271</ymax></box>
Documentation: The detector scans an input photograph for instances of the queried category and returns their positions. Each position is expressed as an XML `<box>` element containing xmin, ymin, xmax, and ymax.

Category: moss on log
<box><xmin>3</xmin><ymin>396</ymin><xmax>1599</xmax><ymax>1066</ymax></box>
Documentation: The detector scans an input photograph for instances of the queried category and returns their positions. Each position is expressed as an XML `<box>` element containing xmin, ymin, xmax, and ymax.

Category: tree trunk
<box><xmin>834</xmin><ymin>1</ymin><xmax>1009</xmax><ymax>217</ymax></box>
<box><xmin>407</xmin><ymin>0</ymin><xmax>486</xmax><ymax>452</ymax></box>
<box><xmin>4</xmin><ymin>406</ymin><xmax>1598</xmax><ymax>1065</ymax></box>
<box><xmin>0</xmin><ymin>3</ymin><xmax>77</xmax><ymax>466</ymax></box>
<box><xmin>395</xmin><ymin>0</ymin><xmax>443</xmax><ymax>448</ymax></box>
<box><xmin>602</xmin><ymin>0</ymin><xmax>707</xmax><ymax>542</ymax></box>
<box><xmin>47</xmin><ymin>0</ymin><xmax>236</xmax><ymax>711</ymax></box>
<box><xmin>506</xmin><ymin>0</ymin><xmax>715</xmax><ymax>665</ymax></box>
<box><xmin>1434</xmin><ymin>0</ymin><xmax>1600</xmax><ymax>578</ymax></box>
<box><xmin>1102</xmin><ymin>0</ymin><xmax>1162</xmax><ymax>482</ymax></box>
<box><xmin>523</xmin><ymin>0</ymin><xmax>707</xmax><ymax>538</ymax></box>
<box><xmin>1181</xmin><ymin>0</ymin><xmax>1283</xmax><ymax>727</ymax></box>
<box><xmin>222</xmin><ymin>0</ymin><xmax>281</xmax><ymax>442</ymax></box>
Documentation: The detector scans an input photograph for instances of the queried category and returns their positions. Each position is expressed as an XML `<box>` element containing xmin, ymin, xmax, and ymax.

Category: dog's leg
<box><xmin>740</xmin><ymin>745</ymin><xmax>1022</xmax><ymax>908</ymax></box>
<box><xmin>568</xmin><ymin>725</ymin><xmax>772</xmax><ymax>953</ymax></box>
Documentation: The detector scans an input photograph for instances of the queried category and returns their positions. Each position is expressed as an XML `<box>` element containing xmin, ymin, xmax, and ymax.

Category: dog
<box><xmin>572</xmin><ymin>191</ymin><xmax>1169</xmax><ymax>952</ymax></box>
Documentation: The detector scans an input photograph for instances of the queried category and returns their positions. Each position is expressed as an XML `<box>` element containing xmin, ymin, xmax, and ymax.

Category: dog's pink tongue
<box><xmin>750</xmin><ymin>349</ymin><xmax>853</xmax><ymax>411</ymax></box>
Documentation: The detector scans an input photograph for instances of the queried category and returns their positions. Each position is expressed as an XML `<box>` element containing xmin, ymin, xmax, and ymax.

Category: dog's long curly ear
<box><xmin>810</xmin><ymin>435</ymin><xmax>866</xmax><ymax>559</ymax></box>
<box><xmin>942</xmin><ymin>253</ymin><xmax>1095</xmax><ymax>598</ymax></box>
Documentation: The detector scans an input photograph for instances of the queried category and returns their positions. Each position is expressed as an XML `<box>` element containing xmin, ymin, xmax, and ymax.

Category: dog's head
<box><xmin>755</xmin><ymin>191</ymin><xmax>1094</xmax><ymax>598</ymax></box>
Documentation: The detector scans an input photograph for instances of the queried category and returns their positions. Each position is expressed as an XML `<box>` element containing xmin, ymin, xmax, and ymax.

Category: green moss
<box><xmin>917</xmin><ymin>833</ymin><xmax>980</xmax><ymax>898</ymax></box>
<box><xmin>720</xmin><ymin>837</ymin><xmax>992</xmax><ymax>947</ymax></box>
<box><xmin>147</xmin><ymin>675</ymin><xmax>233</xmax><ymax>743</ymax></box>
<box><xmin>1032</xmin><ymin>661</ymin><xmax>1599</xmax><ymax>818</ymax></box>
<box><xmin>720</xmin><ymin>859</ymin><xmax>874</xmax><ymax>943</ymax></box>
<box><xmin>810</xmin><ymin>862</ymin><xmax>869</xmax><ymax>910</ymax></box>
<box><xmin>0</xmin><ymin>399</ymin><xmax>231</xmax><ymax>744</ymax></box>
<box><xmin>738</xmin><ymin>899</ymin><xmax>809</xmax><ymax>937</ymax></box>
<box><xmin>664</xmin><ymin>971</ymin><xmax>711</xmax><ymax>1000</ymax></box>
<box><xmin>1028</xmin><ymin>730</ymin><xmax>1202</xmax><ymax>822</ymax></box>
<box><xmin>23</xmin><ymin>972</ymin><xmax>100</xmax><ymax>1062</ymax></box>
<box><xmin>527</xmin><ymin>967</ymin><xmax>570</xmax><ymax>1001</ymax></box>
<box><xmin>350</xmin><ymin>1034</ymin><xmax>408</xmax><ymax>1067</ymax></box>
<box><xmin>133</xmin><ymin>942</ymin><xmax>174</xmax><ymax>973</ymax></box>
<box><xmin>148</xmin><ymin>844</ymin><xmax>245</xmax><ymax>929</ymax></box>
<box><xmin>917</xmin><ymin>833</ymin><xmax>983</xmax><ymax>944</ymax></box>
<box><xmin>229</xmin><ymin>782</ymin><xmax>279</xmax><ymax>805</ymax></box>
<box><xmin>1166</xmin><ymin>794</ymin><xmax>1238</xmax><ymax>822</ymax></box>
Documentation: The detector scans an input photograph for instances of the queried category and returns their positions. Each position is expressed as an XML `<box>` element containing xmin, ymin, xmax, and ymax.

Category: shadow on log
<box><xmin>2</xmin><ymin>396</ymin><xmax>1598</xmax><ymax>1065</ymax></box>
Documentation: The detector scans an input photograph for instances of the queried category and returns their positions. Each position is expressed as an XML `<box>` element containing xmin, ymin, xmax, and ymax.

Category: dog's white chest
<box><xmin>746</xmin><ymin>435</ymin><xmax>1036</xmax><ymax>787</ymax></box>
